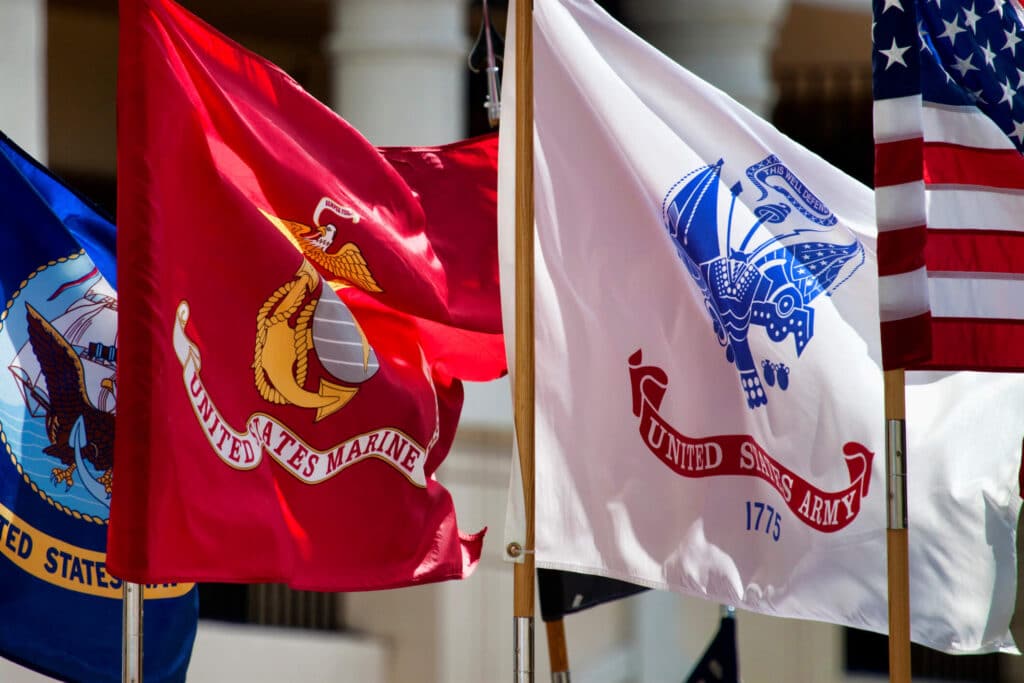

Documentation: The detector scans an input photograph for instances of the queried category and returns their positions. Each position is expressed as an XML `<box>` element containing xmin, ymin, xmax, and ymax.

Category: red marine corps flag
<box><xmin>109</xmin><ymin>0</ymin><xmax>504</xmax><ymax>590</ymax></box>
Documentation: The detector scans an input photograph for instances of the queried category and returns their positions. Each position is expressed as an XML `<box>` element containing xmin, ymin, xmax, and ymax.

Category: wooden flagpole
<box><xmin>122</xmin><ymin>582</ymin><xmax>144</xmax><ymax>683</ymax></box>
<box><xmin>512</xmin><ymin>0</ymin><xmax>536</xmax><ymax>681</ymax></box>
<box><xmin>884</xmin><ymin>369</ymin><xmax>911</xmax><ymax>683</ymax></box>
<box><xmin>545</xmin><ymin>619</ymin><xmax>570</xmax><ymax>682</ymax></box>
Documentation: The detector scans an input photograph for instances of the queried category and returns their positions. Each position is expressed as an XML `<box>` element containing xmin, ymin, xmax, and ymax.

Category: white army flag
<box><xmin>500</xmin><ymin>0</ymin><xmax>1022</xmax><ymax>653</ymax></box>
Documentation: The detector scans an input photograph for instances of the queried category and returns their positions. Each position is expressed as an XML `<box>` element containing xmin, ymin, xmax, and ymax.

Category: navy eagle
<box><xmin>24</xmin><ymin>303</ymin><xmax>114</xmax><ymax>495</ymax></box>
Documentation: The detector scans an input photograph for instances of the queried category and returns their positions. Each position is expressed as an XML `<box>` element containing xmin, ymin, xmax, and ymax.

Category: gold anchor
<box><xmin>253</xmin><ymin>207</ymin><xmax>382</xmax><ymax>422</ymax></box>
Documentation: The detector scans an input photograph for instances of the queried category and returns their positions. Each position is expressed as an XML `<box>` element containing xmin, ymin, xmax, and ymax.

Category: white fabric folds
<box><xmin>499</xmin><ymin>0</ymin><xmax>1022</xmax><ymax>654</ymax></box>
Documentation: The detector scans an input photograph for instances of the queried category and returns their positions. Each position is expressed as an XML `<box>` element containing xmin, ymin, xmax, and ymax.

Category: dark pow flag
<box><xmin>537</xmin><ymin>568</ymin><xmax>647</xmax><ymax>621</ymax></box>
<box><xmin>684</xmin><ymin>614</ymin><xmax>739</xmax><ymax>683</ymax></box>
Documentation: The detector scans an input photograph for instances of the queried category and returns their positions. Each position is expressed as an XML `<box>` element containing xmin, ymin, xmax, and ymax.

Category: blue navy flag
<box><xmin>873</xmin><ymin>0</ymin><xmax>1024</xmax><ymax>370</ymax></box>
<box><xmin>0</xmin><ymin>132</ymin><xmax>197</xmax><ymax>682</ymax></box>
<box><xmin>684</xmin><ymin>615</ymin><xmax>738</xmax><ymax>683</ymax></box>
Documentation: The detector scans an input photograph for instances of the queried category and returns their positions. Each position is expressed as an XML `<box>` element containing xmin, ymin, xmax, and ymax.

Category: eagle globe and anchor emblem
<box><xmin>169</xmin><ymin>195</ymin><xmax>430</xmax><ymax>487</ymax></box>
<box><xmin>662</xmin><ymin>155</ymin><xmax>865</xmax><ymax>409</ymax></box>
<box><xmin>1</xmin><ymin>258</ymin><xmax>118</xmax><ymax>522</ymax></box>
<box><xmin>254</xmin><ymin>197</ymin><xmax>383</xmax><ymax>419</ymax></box>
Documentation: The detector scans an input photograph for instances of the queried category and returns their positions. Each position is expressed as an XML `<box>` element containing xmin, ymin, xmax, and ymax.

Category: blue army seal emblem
<box><xmin>662</xmin><ymin>155</ymin><xmax>864</xmax><ymax>409</ymax></box>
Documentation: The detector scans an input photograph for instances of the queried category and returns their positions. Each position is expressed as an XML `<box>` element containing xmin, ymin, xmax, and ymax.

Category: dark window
<box><xmin>49</xmin><ymin>170</ymin><xmax>116</xmax><ymax>220</ymax></box>
<box><xmin>199</xmin><ymin>583</ymin><xmax>344</xmax><ymax>632</ymax></box>
<box><xmin>197</xmin><ymin>583</ymin><xmax>249</xmax><ymax>624</ymax></box>
<box><xmin>845</xmin><ymin>628</ymin><xmax>1001</xmax><ymax>682</ymax></box>
<box><xmin>772</xmin><ymin>65</ymin><xmax>874</xmax><ymax>186</ymax></box>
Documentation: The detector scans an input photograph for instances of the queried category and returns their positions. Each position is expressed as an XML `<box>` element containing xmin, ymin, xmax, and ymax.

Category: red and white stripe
<box><xmin>875</xmin><ymin>95</ymin><xmax>1024</xmax><ymax>370</ymax></box>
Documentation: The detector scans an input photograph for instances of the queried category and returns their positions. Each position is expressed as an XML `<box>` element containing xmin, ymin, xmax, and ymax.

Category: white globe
<box><xmin>311</xmin><ymin>288</ymin><xmax>379</xmax><ymax>384</ymax></box>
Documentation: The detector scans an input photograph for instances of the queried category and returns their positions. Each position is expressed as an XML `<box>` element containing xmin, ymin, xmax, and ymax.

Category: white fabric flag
<box><xmin>499</xmin><ymin>0</ymin><xmax>1023</xmax><ymax>654</ymax></box>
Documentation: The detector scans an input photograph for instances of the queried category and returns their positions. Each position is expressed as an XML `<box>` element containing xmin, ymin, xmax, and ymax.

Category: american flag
<box><xmin>873</xmin><ymin>0</ymin><xmax>1024</xmax><ymax>370</ymax></box>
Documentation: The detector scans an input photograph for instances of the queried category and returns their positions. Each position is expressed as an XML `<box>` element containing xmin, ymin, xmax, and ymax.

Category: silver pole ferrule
<box><xmin>513</xmin><ymin>616</ymin><xmax>534</xmax><ymax>683</ymax></box>
<box><xmin>886</xmin><ymin>418</ymin><xmax>907</xmax><ymax>530</ymax></box>
<box><xmin>485</xmin><ymin>66</ymin><xmax>502</xmax><ymax>125</ymax></box>
<box><xmin>122</xmin><ymin>582</ymin><xmax>144</xmax><ymax>683</ymax></box>
<box><xmin>551</xmin><ymin>672</ymin><xmax>571</xmax><ymax>683</ymax></box>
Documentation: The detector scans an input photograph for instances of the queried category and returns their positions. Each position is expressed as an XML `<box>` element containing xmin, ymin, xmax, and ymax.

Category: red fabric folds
<box><xmin>108</xmin><ymin>0</ymin><xmax>503</xmax><ymax>590</ymax></box>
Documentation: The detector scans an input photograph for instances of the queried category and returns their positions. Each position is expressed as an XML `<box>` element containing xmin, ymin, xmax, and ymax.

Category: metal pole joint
<box><xmin>513</xmin><ymin>616</ymin><xmax>534</xmax><ymax>683</ymax></box>
<box><xmin>886</xmin><ymin>418</ymin><xmax>907</xmax><ymax>530</ymax></box>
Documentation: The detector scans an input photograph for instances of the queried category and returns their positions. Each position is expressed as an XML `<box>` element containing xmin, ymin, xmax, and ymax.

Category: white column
<box><xmin>633</xmin><ymin>591</ymin><xmax>695</xmax><ymax>682</ymax></box>
<box><xmin>327</xmin><ymin>8</ymin><xmax>510</xmax><ymax>679</ymax></box>
<box><xmin>326</xmin><ymin>0</ymin><xmax>467</xmax><ymax>146</ymax></box>
<box><xmin>621</xmin><ymin>0</ymin><xmax>790</xmax><ymax>117</ymax></box>
<box><xmin>0</xmin><ymin>0</ymin><xmax>46</xmax><ymax>161</ymax></box>
<box><xmin>435</xmin><ymin>430</ymin><xmax>523</xmax><ymax>683</ymax></box>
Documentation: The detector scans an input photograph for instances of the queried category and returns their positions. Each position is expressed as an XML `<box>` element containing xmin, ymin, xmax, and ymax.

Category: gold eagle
<box><xmin>258</xmin><ymin>208</ymin><xmax>382</xmax><ymax>293</ymax></box>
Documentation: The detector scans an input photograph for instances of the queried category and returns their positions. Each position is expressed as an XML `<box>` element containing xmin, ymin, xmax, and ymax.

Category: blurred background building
<box><xmin>0</xmin><ymin>0</ymin><xmax>1021</xmax><ymax>681</ymax></box>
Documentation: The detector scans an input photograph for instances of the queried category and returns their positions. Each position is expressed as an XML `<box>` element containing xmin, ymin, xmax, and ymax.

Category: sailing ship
<box><xmin>8</xmin><ymin>278</ymin><xmax>118</xmax><ymax>419</ymax></box>
<box><xmin>6</xmin><ymin>276</ymin><xmax>117</xmax><ymax>506</ymax></box>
